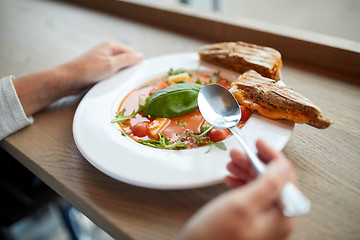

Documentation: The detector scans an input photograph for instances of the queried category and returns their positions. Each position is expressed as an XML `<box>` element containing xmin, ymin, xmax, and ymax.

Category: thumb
<box><xmin>112</xmin><ymin>51</ymin><xmax>144</xmax><ymax>70</ymax></box>
<box><xmin>245</xmin><ymin>159</ymin><xmax>291</xmax><ymax>214</ymax></box>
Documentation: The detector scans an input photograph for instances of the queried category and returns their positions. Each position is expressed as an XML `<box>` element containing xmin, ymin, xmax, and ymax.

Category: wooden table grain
<box><xmin>1</xmin><ymin>0</ymin><xmax>359</xmax><ymax>239</ymax></box>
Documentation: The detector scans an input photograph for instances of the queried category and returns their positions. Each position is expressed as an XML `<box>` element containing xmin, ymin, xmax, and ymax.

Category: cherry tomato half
<box><xmin>208</xmin><ymin>128</ymin><xmax>229</xmax><ymax>142</ymax></box>
<box><xmin>240</xmin><ymin>106</ymin><xmax>251</xmax><ymax>122</ymax></box>
<box><xmin>131</xmin><ymin>122</ymin><xmax>149</xmax><ymax>137</ymax></box>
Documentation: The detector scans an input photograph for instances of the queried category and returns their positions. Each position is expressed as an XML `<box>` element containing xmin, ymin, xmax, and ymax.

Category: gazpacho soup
<box><xmin>111</xmin><ymin>68</ymin><xmax>251</xmax><ymax>150</ymax></box>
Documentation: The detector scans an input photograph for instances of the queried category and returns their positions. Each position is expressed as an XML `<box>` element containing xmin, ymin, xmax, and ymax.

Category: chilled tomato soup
<box><xmin>112</xmin><ymin>69</ymin><xmax>251</xmax><ymax>150</ymax></box>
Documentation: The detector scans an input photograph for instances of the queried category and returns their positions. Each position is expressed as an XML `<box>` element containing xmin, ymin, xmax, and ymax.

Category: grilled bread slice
<box><xmin>199</xmin><ymin>41</ymin><xmax>282</xmax><ymax>81</ymax></box>
<box><xmin>230</xmin><ymin>70</ymin><xmax>331</xmax><ymax>129</ymax></box>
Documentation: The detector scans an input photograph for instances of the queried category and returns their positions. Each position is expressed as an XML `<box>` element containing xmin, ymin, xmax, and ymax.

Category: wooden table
<box><xmin>1</xmin><ymin>0</ymin><xmax>359</xmax><ymax>239</ymax></box>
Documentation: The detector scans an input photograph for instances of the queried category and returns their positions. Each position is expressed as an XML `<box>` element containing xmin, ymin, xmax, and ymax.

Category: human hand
<box><xmin>179</xmin><ymin>139</ymin><xmax>295</xmax><ymax>240</ymax></box>
<box><xmin>13</xmin><ymin>41</ymin><xmax>143</xmax><ymax>116</ymax></box>
<box><xmin>62</xmin><ymin>41</ymin><xmax>143</xmax><ymax>94</ymax></box>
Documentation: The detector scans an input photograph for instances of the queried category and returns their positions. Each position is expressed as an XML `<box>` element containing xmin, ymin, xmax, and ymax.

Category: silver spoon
<box><xmin>198</xmin><ymin>84</ymin><xmax>311</xmax><ymax>217</ymax></box>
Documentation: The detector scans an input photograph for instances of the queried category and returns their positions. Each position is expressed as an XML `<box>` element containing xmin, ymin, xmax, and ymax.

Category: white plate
<box><xmin>73</xmin><ymin>52</ymin><xmax>294</xmax><ymax>190</ymax></box>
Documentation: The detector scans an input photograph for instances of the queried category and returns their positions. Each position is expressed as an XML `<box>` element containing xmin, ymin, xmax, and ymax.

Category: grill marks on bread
<box><xmin>230</xmin><ymin>71</ymin><xmax>331</xmax><ymax>129</ymax></box>
<box><xmin>198</xmin><ymin>41</ymin><xmax>282</xmax><ymax>81</ymax></box>
<box><xmin>199</xmin><ymin>41</ymin><xmax>331</xmax><ymax>129</ymax></box>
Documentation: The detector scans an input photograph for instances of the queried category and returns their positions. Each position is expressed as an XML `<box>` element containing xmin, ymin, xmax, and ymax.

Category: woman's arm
<box><xmin>13</xmin><ymin>41</ymin><xmax>143</xmax><ymax>116</ymax></box>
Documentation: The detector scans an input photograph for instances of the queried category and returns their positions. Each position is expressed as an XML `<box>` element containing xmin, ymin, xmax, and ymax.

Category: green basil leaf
<box><xmin>143</xmin><ymin>82</ymin><xmax>202</xmax><ymax>118</ymax></box>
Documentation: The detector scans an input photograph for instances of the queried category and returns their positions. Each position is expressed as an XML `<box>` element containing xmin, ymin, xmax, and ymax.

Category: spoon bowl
<box><xmin>197</xmin><ymin>84</ymin><xmax>241</xmax><ymax>129</ymax></box>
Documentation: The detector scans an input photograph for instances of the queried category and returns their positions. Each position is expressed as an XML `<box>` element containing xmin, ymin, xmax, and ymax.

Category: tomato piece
<box><xmin>216</xmin><ymin>79</ymin><xmax>231</xmax><ymax>89</ymax></box>
<box><xmin>208</xmin><ymin>128</ymin><xmax>229</xmax><ymax>142</ymax></box>
<box><xmin>240</xmin><ymin>106</ymin><xmax>251</xmax><ymax>122</ymax></box>
<box><xmin>131</xmin><ymin>122</ymin><xmax>149</xmax><ymax>137</ymax></box>
<box><xmin>149</xmin><ymin>81</ymin><xmax>168</xmax><ymax>95</ymax></box>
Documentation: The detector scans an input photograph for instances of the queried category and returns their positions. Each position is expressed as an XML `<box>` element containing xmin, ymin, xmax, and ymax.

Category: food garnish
<box><xmin>111</xmin><ymin>68</ymin><xmax>248</xmax><ymax>150</ymax></box>
<box><xmin>143</xmin><ymin>82</ymin><xmax>202</xmax><ymax>118</ymax></box>
<box><xmin>111</xmin><ymin>104</ymin><xmax>145</xmax><ymax>126</ymax></box>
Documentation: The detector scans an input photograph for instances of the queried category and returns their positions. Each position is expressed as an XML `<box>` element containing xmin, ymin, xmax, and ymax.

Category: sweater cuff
<box><xmin>0</xmin><ymin>75</ymin><xmax>33</xmax><ymax>140</ymax></box>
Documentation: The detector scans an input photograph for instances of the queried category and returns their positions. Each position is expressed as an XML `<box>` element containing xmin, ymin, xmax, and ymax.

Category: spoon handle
<box><xmin>229</xmin><ymin>126</ymin><xmax>311</xmax><ymax>216</ymax></box>
<box><xmin>229</xmin><ymin>126</ymin><xmax>266</xmax><ymax>174</ymax></box>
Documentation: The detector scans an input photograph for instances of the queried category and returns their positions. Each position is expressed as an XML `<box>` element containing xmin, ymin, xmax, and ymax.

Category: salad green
<box><xmin>143</xmin><ymin>82</ymin><xmax>202</xmax><ymax>118</ymax></box>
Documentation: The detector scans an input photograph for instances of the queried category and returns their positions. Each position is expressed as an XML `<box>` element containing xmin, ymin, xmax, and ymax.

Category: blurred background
<box><xmin>157</xmin><ymin>0</ymin><xmax>360</xmax><ymax>41</ymax></box>
<box><xmin>1</xmin><ymin>0</ymin><xmax>358</xmax><ymax>240</ymax></box>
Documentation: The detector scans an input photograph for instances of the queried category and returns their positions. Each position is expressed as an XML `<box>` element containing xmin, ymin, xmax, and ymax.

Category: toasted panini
<box><xmin>229</xmin><ymin>70</ymin><xmax>331</xmax><ymax>129</ymax></box>
<box><xmin>198</xmin><ymin>41</ymin><xmax>282</xmax><ymax>81</ymax></box>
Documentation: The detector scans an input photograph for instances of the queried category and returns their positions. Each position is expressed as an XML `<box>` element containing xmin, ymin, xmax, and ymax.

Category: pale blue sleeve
<box><xmin>0</xmin><ymin>75</ymin><xmax>33</xmax><ymax>140</ymax></box>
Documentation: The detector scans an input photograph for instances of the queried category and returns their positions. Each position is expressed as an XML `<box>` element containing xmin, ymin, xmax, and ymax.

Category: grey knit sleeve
<box><xmin>0</xmin><ymin>75</ymin><xmax>33</xmax><ymax>140</ymax></box>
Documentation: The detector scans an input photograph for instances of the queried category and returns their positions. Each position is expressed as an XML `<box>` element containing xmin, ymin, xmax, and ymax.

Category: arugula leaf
<box><xmin>176</xmin><ymin>120</ymin><xmax>185</xmax><ymax>126</ymax></box>
<box><xmin>204</xmin><ymin>141</ymin><xmax>227</xmax><ymax>153</ymax></box>
<box><xmin>120</xmin><ymin>129</ymin><xmax>129</xmax><ymax>137</ymax></box>
<box><xmin>214</xmin><ymin>141</ymin><xmax>227</xmax><ymax>151</ymax></box>
<box><xmin>138</xmin><ymin>134</ymin><xmax>188</xmax><ymax>149</ymax></box>
<box><xmin>198</xmin><ymin>126</ymin><xmax>214</xmax><ymax>138</ymax></box>
<box><xmin>111</xmin><ymin>109</ymin><xmax>136</xmax><ymax>126</ymax></box>
<box><xmin>209</xmin><ymin>71</ymin><xmax>220</xmax><ymax>83</ymax></box>
<box><xmin>111</xmin><ymin>103</ymin><xmax>146</xmax><ymax>126</ymax></box>
<box><xmin>195</xmin><ymin>78</ymin><xmax>203</xmax><ymax>85</ymax></box>
<box><xmin>187</xmin><ymin>126</ymin><xmax>213</xmax><ymax>146</ymax></box>
<box><xmin>190</xmin><ymin>126</ymin><xmax>227</xmax><ymax>151</ymax></box>
<box><xmin>190</xmin><ymin>133</ymin><xmax>211</xmax><ymax>146</ymax></box>
<box><xmin>168</xmin><ymin>68</ymin><xmax>192</xmax><ymax>76</ymax></box>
